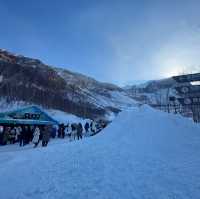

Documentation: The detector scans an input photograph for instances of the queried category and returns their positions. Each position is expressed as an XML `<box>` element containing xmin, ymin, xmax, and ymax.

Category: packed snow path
<box><xmin>0</xmin><ymin>106</ymin><xmax>200</xmax><ymax>199</ymax></box>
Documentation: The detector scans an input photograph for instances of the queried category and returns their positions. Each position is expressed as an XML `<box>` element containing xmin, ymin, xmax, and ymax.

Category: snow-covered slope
<box><xmin>0</xmin><ymin>106</ymin><xmax>200</xmax><ymax>199</ymax></box>
<box><xmin>0</xmin><ymin>49</ymin><xmax>136</xmax><ymax>120</ymax></box>
<box><xmin>45</xmin><ymin>109</ymin><xmax>84</xmax><ymax>124</ymax></box>
<box><xmin>54</xmin><ymin>67</ymin><xmax>136</xmax><ymax>111</ymax></box>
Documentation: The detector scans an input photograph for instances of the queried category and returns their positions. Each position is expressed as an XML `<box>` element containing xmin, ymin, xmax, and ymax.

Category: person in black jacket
<box><xmin>61</xmin><ymin>124</ymin><xmax>65</xmax><ymax>138</ymax></box>
<box><xmin>77</xmin><ymin>123</ymin><xmax>83</xmax><ymax>140</ymax></box>
<box><xmin>58</xmin><ymin>124</ymin><xmax>65</xmax><ymax>138</ymax></box>
<box><xmin>27</xmin><ymin>125</ymin><xmax>33</xmax><ymax>144</ymax></box>
<box><xmin>84</xmin><ymin>122</ymin><xmax>89</xmax><ymax>133</ymax></box>
<box><xmin>42</xmin><ymin>126</ymin><xmax>50</xmax><ymax>147</ymax></box>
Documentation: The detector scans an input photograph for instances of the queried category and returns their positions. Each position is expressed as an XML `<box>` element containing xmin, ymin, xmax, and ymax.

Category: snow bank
<box><xmin>45</xmin><ymin>109</ymin><xmax>84</xmax><ymax>124</ymax></box>
<box><xmin>0</xmin><ymin>106</ymin><xmax>200</xmax><ymax>199</ymax></box>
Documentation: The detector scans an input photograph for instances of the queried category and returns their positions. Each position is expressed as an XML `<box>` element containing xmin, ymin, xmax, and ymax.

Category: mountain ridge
<box><xmin>0</xmin><ymin>49</ymin><xmax>136</xmax><ymax>120</ymax></box>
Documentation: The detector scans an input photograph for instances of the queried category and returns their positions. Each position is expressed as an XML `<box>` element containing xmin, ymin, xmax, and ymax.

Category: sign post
<box><xmin>172</xmin><ymin>73</ymin><xmax>200</xmax><ymax>122</ymax></box>
<box><xmin>172</xmin><ymin>73</ymin><xmax>200</xmax><ymax>83</ymax></box>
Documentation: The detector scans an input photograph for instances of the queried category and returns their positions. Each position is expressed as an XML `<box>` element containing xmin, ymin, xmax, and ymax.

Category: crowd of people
<box><xmin>57</xmin><ymin>120</ymin><xmax>105</xmax><ymax>140</ymax></box>
<box><xmin>0</xmin><ymin>120</ymin><xmax>107</xmax><ymax>148</ymax></box>
<box><xmin>0</xmin><ymin>125</ymin><xmax>52</xmax><ymax>147</ymax></box>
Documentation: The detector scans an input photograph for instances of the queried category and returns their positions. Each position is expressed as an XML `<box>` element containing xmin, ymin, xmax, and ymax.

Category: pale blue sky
<box><xmin>0</xmin><ymin>0</ymin><xmax>200</xmax><ymax>85</ymax></box>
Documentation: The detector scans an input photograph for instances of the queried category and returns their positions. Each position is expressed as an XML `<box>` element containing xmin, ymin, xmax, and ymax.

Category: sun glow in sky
<box><xmin>164</xmin><ymin>66</ymin><xmax>183</xmax><ymax>77</ymax></box>
<box><xmin>157</xmin><ymin>58</ymin><xmax>184</xmax><ymax>77</ymax></box>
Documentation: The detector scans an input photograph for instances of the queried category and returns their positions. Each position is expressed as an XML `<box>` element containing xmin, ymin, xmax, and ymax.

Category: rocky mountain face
<box><xmin>0</xmin><ymin>49</ymin><xmax>135</xmax><ymax>120</ymax></box>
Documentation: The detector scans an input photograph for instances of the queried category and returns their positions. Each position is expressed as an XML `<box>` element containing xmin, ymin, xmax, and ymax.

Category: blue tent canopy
<box><xmin>0</xmin><ymin>106</ymin><xmax>58</xmax><ymax>125</ymax></box>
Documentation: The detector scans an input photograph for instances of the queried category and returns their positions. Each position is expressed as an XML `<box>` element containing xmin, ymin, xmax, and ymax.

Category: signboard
<box><xmin>0</xmin><ymin>106</ymin><xmax>58</xmax><ymax>125</ymax></box>
<box><xmin>24</xmin><ymin>113</ymin><xmax>40</xmax><ymax>120</ymax></box>
<box><xmin>173</xmin><ymin>73</ymin><xmax>200</xmax><ymax>83</ymax></box>
<box><xmin>175</xmin><ymin>85</ymin><xmax>200</xmax><ymax>95</ymax></box>
<box><xmin>177</xmin><ymin>97</ymin><xmax>200</xmax><ymax>105</ymax></box>
<box><xmin>9</xmin><ymin>111</ymin><xmax>41</xmax><ymax>120</ymax></box>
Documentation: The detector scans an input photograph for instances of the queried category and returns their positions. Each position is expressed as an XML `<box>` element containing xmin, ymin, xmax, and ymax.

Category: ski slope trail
<box><xmin>0</xmin><ymin>106</ymin><xmax>200</xmax><ymax>199</ymax></box>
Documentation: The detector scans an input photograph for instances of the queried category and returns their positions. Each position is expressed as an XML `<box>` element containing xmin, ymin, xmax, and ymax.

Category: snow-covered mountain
<box><xmin>1</xmin><ymin>105</ymin><xmax>200</xmax><ymax>198</ymax></box>
<box><xmin>0</xmin><ymin>49</ymin><xmax>136</xmax><ymax>120</ymax></box>
<box><xmin>124</xmin><ymin>78</ymin><xmax>183</xmax><ymax>105</ymax></box>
